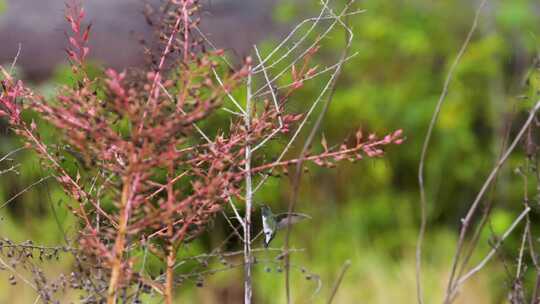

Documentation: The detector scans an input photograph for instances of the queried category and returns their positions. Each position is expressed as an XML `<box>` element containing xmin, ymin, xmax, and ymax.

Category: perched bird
<box><xmin>261</xmin><ymin>204</ymin><xmax>311</xmax><ymax>248</ymax></box>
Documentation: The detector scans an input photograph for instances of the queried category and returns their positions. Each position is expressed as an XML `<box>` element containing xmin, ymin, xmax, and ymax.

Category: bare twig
<box><xmin>454</xmin><ymin>105</ymin><xmax>516</xmax><ymax>282</ymax></box>
<box><xmin>444</xmin><ymin>100</ymin><xmax>540</xmax><ymax>303</ymax></box>
<box><xmin>0</xmin><ymin>175</ymin><xmax>52</xmax><ymax>210</ymax></box>
<box><xmin>9</xmin><ymin>43</ymin><xmax>22</xmax><ymax>74</ymax></box>
<box><xmin>516</xmin><ymin>220</ymin><xmax>529</xmax><ymax>280</ymax></box>
<box><xmin>450</xmin><ymin>207</ymin><xmax>531</xmax><ymax>299</ymax></box>
<box><xmin>228</xmin><ymin>197</ymin><xmax>246</xmax><ymax>229</ymax></box>
<box><xmin>212</xmin><ymin>68</ymin><xmax>247</xmax><ymax>116</ymax></box>
<box><xmin>416</xmin><ymin>1</ymin><xmax>488</xmax><ymax>303</ymax></box>
<box><xmin>243</xmin><ymin>61</ymin><xmax>254</xmax><ymax>304</ymax></box>
<box><xmin>252</xmin><ymin>46</ymin><xmax>283</xmax><ymax>152</ymax></box>
<box><xmin>284</xmin><ymin>2</ymin><xmax>354</xmax><ymax>302</ymax></box>
<box><xmin>158</xmin><ymin>82</ymin><xmax>213</xmax><ymax>145</ymax></box>
<box><xmin>327</xmin><ymin>259</ymin><xmax>351</xmax><ymax>304</ymax></box>
<box><xmin>0</xmin><ymin>255</ymin><xmax>37</xmax><ymax>291</ymax></box>
<box><xmin>254</xmin><ymin>52</ymin><xmax>358</xmax><ymax>99</ymax></box>
<box><xmin>252</xmin><ymin>2</ymin><xmax>356</xmax><ymax>97</ymax></box>
<box><xmin>221</xmin><ymin>210</ymin><xmax>244</xmax><ymax>242</ymax></box>
<box><xmin>0</xmin><ymin>147</ymin><xmax>24</xmax><ymax>163</ymax></box>
<box><xmin>253</xmin><ymin>22</ymin><xmax>355</xmax><ymax>193</ymax></box>
<box><xmin>253</xmin><ymin>0</ymin><xmax>331</xmax><ymax>72</ymax></box>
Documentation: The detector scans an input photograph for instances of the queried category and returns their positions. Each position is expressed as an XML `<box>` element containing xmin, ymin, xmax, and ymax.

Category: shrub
<box><xmin>0</xmin><ymin>1</ymin><xmax>402</xmax><ymax>303</ymax></box>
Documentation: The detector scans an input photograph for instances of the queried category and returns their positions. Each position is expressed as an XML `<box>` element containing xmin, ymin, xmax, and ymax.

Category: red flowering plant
<box><xmin>0</xmin><ymin>0</ymin><xmax>402</xmax><ymax>303</ymax></box>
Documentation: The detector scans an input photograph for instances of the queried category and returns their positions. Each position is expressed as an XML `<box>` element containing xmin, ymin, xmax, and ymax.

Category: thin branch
<box><xmin>252</xmin><ymin>2</ymin><xmax>355</xmax><ymax>97</ymax></box>
<box><xmin>221</xmin><ymin>107</ymin><xmax>244</xmax><ymax>117</ymax></box>
<box><xmin>284</xmin><ymin>2</ymin><xmax>354</xmax><ymax>302</ymax></box>
<box><xmin>253</xmin><ymin>54</ymin><xmax>352</xmax><ymax>193</ymax></box>
<box><xmin>416</xmin><ymin>1</ymin><xmax>488</xmax><ymax>303</ymax></box>
<box><xmin>451</xmin><ymin>207</ymin><xmax>531</xmax><ymax>297</ymax></box>
<box><xmin>221</xmin><ymin>210</ymin><xmax>244</xmax><ymax>242</ymax></box>
<box><xmin>253</xmin><ymin>52</ymin><xmax>358</xmax><ymax>99</ymax></box>
<box><xmin>32</xmin><ymin>294</ymin><xmax>41</xmax><ymax>304</ymax></box>
<box><xmin>9</xmin><ymin>43</ymin><xmax>22</xmax><ymax>74</ymax></box>
<box><xmin>0</xmin><ymin>255</ymin><xmax>37</xmax><ymax>291</ymax></box>
<box><xmin>454</xmin><ymin>104</ymin><xmax>515</xmax><ymax>282</ymax></box>
<box><xmin>0</xmin><ymin>146</ymin><xmax>25</xmax><ymax>163</ymax></box>
<box><xmin>444</xmin><ymin>100</ymin><xmax>540</xmax><ymax>303</ymax></box>
<box><xmin>252</xmin><ymin>45</ymin><xmax>283</xmax><ymax>152</ymax></box>
<box><xmin>212</xmin><ymin>68</ymin><xmax>247</xmax><ymax>116</ymax></box>
<box><xmin>327</xmin><ymin>259</ymin><xmax>352</xmax><ymax>304</ymax></box>
<box><xmin>253</xmin><ymin>0</ymin><xmax>331</xmax><ymax>72</ymax></box>
<box><xmin>139</xmin><ymin>12</ymin><xmax>183</xmax><ymax>133</ymax></box>
<box><xmin>158</xmin><ymin>82</ymin><xmax>213</xmax><ymax>145</ymax></box>
<box><xmin>228</xmin><ymin>197</ymin><xmax>245</xmax><ymax>228</ymax></box>
<box><xmin>190</xmin><ymin>21</ymin><xmax>234</xmax><ymax>69</ymax></box>
<box><xmin>516</xmin><ymin>220</ymin><xmax>529</xmax><ymax>279</ymax></box>
<box><xmin>0</xmin><ymin>175</ymin><xmax>52</xmax><ymax>210</ymax></box>
<box><xmin>243</xmin><ymin>61</ymin><xmax>254</xmax><ymax>304</ymax></box>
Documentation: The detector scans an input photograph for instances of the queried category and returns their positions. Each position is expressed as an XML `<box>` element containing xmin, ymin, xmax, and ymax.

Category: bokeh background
<box><xmin>1</xmin><ymin>0</ymin><xmax>540</xmax><ymax>303</ymax></box>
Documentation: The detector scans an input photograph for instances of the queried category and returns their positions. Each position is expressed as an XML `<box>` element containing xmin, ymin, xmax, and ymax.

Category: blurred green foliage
<box><xmin>252</xmin><ymin>0</ymin><xmax>540</xmax><ymax>303</ymax></box>
<box><xmin>1</xmin><ymin>0</ymin><xmax>540</xmax><ymax>303</ymax></box>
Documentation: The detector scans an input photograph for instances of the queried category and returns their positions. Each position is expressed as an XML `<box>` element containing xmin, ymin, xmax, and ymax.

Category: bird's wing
<box><xmin>262</xmin><ymin>214</ymin><xmax>274</xmax><ymax>247</ymax></box>
<box><xmin>275</xmin><ymin>213</ymin><xmax>312</xmax><ymax>230</ymax></box>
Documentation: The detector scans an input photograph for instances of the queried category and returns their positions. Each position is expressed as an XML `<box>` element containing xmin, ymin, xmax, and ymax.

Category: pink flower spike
<box><xmin>82</xmin><ymin>47</ymin><xmax>90</xmax><ymax>59</ymax></box>
<box><xmin>69</xmin><ymin>37</ymin><xmax>80</xmax><ymax>49</ymax></box>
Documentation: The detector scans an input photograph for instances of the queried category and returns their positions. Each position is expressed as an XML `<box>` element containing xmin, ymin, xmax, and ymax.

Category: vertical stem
<box><xmin>415</xmin><ymin>2</ymin><xmax>487</xmax><ymax>303</ymax></box>
<box><xmin>182</xmin><ymin>0</ymin><xmax>190</xmax><ymax>63</ymax></box>
<box><xmin>327</xmin><ymin>260</ymin><xmax>351</xmax><ymax>304</ymax></box>
<box><xmin>244</xmin><ymin>62</ymin><xmax>253</xmax><ymax>304</ymax></box>
<box><xmin>164</xmin><ymin>244</ymin><xmax>177</xmax><ymax>304</ymax></box>
<box><xmin>107</xmin><ymin>177</ymin><xmax>132</xmax><ymax>304</ymax></box>
<box><xmin>164</xmin><ymin>167</ymin><xmax>176</xmax><ymax>304</ymax></box>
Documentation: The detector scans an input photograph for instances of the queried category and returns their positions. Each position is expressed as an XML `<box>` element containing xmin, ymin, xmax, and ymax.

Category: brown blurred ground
<box><xmin>0</xmin><ymin>0</ymin><xmax>277</xmax><ymax>81</ymax></box>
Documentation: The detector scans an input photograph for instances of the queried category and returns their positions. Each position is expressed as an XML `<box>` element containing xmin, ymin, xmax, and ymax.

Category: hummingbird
<box><xmin>261</xmin><ymin>204</ymin><xmax>311</xmax><ymax>248</ymax></box>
